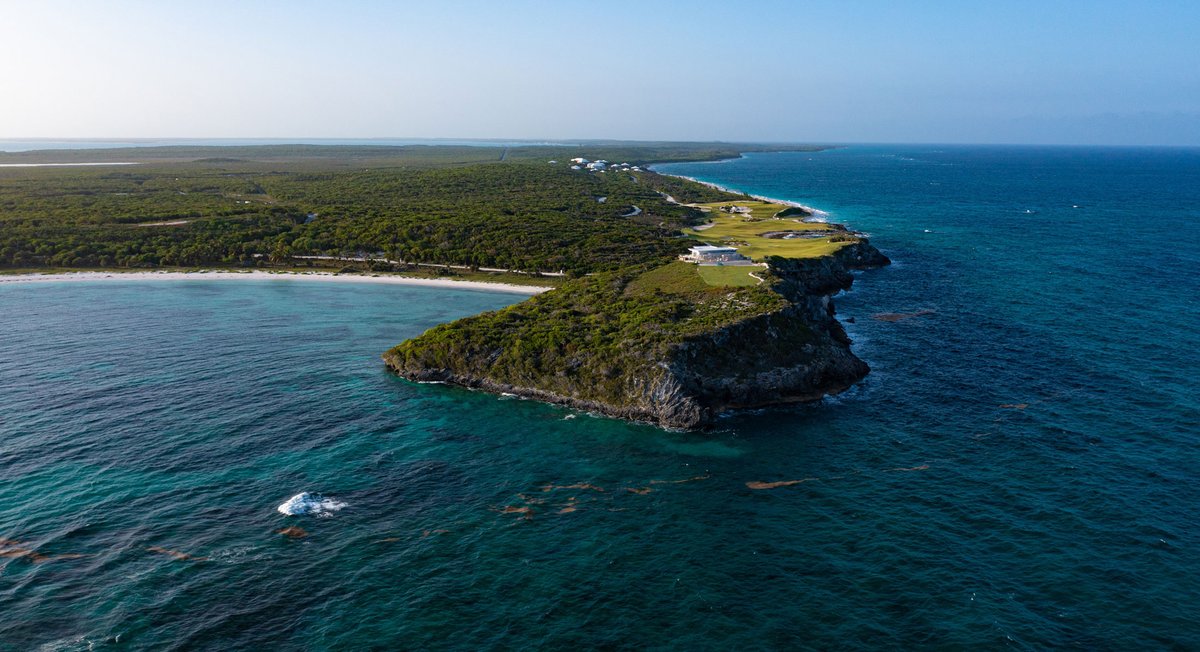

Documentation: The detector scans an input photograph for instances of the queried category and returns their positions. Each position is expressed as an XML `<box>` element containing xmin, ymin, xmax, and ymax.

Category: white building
<box><xmin>586</xmin><ymin>161</ymin><xmax>607</xmax><ymax>171</ymax></box>
<box><xmin>570</xmin><ymin>157</ymin><xmax>590</xmax><ymax>164</ymax></box>
<box><xmin>684</xmin><ymin>245</ymin><xmax>745</xmax><ymax>263</ymax></box>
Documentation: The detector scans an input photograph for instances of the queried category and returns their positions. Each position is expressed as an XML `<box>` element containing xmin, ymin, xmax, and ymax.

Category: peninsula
<box><xmin>384</xmin><ymin>191</ymin><xmax>888</xmax><ymax>428</ymax></box>
<box><xmin>0</xmin><ymin>142</ymin><xmax>887</xmax><ymax>428</ymax></box>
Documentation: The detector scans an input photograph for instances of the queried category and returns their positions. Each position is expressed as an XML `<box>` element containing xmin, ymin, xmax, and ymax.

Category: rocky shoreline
<box><xmin>383</xmin><ymin>241</ymin><xmax>889</xmax><ymax>429</ymax></box>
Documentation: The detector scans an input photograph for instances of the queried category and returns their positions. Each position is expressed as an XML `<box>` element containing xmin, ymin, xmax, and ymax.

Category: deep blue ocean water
<box><xmin>2</xmin><ymin>146</ymin><xmax>1198</xmax><ymax>649</ymax></box>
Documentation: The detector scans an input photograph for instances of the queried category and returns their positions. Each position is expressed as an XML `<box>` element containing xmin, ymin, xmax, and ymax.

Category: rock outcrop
<box><xmin>384</xmin><ymin>241</ymin><xmax>889</xmax><ymax>429</ymax></box>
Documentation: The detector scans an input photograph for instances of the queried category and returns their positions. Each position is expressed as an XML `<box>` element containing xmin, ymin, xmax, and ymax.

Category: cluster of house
<box><xmin>683</xmin><ymin>245</ymin><xmax>747</xmax><ymax>264</ymax></box>
<box><xmin>568</xmin><ymin>158</ymin><xmax>642</xmax><ymax>173</ymax></box>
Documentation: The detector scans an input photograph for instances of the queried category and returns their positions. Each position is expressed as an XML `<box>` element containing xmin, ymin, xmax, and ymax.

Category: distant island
<box><xmin>0</xmin><ymin>141</ymin><xmax>886</xmax><ymax>428</ymax></box>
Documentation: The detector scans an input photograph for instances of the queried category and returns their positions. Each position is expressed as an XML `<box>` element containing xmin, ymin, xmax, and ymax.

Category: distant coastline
<box><xmin>0</xmin><ymin>270</ymin><xmax>551</xmax><ymax>295</ymax></box>
<box><xmin>649</xmin><ymin>159</ymin><xmax>830</xmax><ymax>220</ymax></box>
<box><xmin>0</xmin><ymin>162</ymin><xmax>141</xmax><ymax>168</ymax></box>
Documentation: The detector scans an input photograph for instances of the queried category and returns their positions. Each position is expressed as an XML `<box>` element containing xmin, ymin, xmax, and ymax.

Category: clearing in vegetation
<box><xmin>696</xmin><ymin>265</ymin><xmax>760</xmax><ymax>287</ymax></box>
<box><xmin>682</xmin><ymin>200</ymin><xmax>854</xmax><ymax>261</ymax></box>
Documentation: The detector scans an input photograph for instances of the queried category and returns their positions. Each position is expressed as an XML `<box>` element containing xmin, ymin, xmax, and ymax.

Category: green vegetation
<box><xmin>0</xmin><ymin>144</ymin><xmax>839</xmax><ymax>276</ymax></box>
<box><xmin>623</xmin><ymin>261</ymin><xmax>713</xmax><ymax>296</ymax></box>
<box><xmin>0</xmin><ymin>146</ymin><xmax>753</xmax><ymax>274</ymax></box>
<box><xmin>386</xmin><ymin>265</ymin><xmax>791</xmax><ymax>406</ymax></box>
<box><xmin>0</xmin><ymin>141</ymin><xmax>882</xmax><ymax>428</ymax></box>
<box><xmin>696</xmin><ymin>265</ymin><xmax>760</xmax><ymax>287</ymax></box>
<box><xmin>622</xmin><ymin>259</ymin><xmax>760</xmax><ymax>292</ymax></box>
<box><xmin>682</xmin><ymin>200</ymin><xmax>855</xmax><ymax>260</ymax></box>
<box><xmin>0</xmin><ymin>142</ymin><xmax>827</xmax><ymax>167</ymax></box>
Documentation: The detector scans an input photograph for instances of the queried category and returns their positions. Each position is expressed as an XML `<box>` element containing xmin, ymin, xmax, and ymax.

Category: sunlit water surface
<box><xmin>2</xmin><ymin>145</ymin><xmax>1198</xmax><ymax>649</ymax></box>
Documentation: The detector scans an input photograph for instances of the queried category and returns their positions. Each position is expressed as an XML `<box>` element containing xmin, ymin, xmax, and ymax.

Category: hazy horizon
<box><xmin>4</xmin><ymin>137</ymin><xmax>1200</xmax><ymax>150</ymax></box>
<box><xmin>3</xmin><ymin>1</ymin><xmax>1198</xmax><ymax>146</ymax></box>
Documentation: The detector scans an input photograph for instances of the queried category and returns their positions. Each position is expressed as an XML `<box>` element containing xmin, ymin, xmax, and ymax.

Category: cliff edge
<box><xmin>383</xmin><ymin>241</ymin><xmax>889</xmax><ymax>429</ymax></box>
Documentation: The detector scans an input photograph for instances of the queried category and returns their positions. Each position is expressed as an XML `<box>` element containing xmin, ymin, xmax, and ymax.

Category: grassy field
<box><xmin>621</xmin><ymin>260</ymin><xmax>763</xmax><ymax>293</ymax></box>
<box><xmin>624</xmin><ymin>261</ymin><xmax>713</xmax><ymax>296</ymax></box>
<box><xmin>681</xmin><ymin>200</ymin><xmax>852</xmax><ymax>260</ymax></box>
<box><xmin>696</xmin><ymin>265</ymin><xmax>760</xmax><ymax>287</ymax></box>
<box><xmin>701</xmin><ymin>200</ymin><xmax>800</xmax><ymax>221</ymax></box>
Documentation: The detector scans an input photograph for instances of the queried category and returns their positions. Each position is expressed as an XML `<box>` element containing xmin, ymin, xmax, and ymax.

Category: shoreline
<box><xmin>648</xmin><ymin>156</ymin><xmax>831</xmax><ymax>220</ymax></box>
<box><xmin>0</xmin><ymin>270</ymin><xmax>552</xmax><ymax>295</ymax></box>
<box><xmin>0</xmin><ymin>162</ymin><xmax>141</xmax><ymax>168</ymax></box>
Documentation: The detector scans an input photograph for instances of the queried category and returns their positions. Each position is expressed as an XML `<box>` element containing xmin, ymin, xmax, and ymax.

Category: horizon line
<box><xmin>1</xmin><ymin>137</ymin><xmax>1198</xmax><ymax>150</ymax></box>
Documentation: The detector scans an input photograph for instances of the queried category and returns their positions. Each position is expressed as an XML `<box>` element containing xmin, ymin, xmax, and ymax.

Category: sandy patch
<box><xmin>0</xmin><ymin>270</ymin><xmax>552</xmax><ymax>295</ymax></box>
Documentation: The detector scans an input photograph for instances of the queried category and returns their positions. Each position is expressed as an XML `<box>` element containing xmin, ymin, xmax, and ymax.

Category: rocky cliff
<box><xmin>383</xmin><ymin>241</ymin><xmax>889</xmax><ymax>429</ymax></box>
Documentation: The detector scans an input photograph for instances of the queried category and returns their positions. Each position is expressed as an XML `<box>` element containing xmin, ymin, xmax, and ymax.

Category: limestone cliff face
<box><xmin>649</xmin><ymin>242</ymin><xmax>890</xmax><ymax>426</ymax></box>
<box><xmin>384</xmin><ymin>241</ymin><xmax>889</xmax><ymax>429</ymax></box>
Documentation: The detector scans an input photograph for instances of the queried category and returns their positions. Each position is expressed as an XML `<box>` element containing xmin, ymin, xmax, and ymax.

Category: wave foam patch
<box><xmin>277</xmin><ymin>492</ymin><xmax>347</xmax><ymax>517</ymax></box>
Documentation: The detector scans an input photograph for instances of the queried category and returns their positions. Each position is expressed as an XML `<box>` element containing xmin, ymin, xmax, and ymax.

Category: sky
<box><xmin>2</xmin><ymin>0</ymin><xmax>1198</xmax><ymax>145</ymax></box>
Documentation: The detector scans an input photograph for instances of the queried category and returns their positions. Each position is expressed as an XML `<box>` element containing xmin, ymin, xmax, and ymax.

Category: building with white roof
<box><xmin>684</xmin><ymin>245</ymin><xmax>746</xmax><ymax>263</ymax></box>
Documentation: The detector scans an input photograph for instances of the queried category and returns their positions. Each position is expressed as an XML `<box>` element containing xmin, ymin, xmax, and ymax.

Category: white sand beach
<box><xmin>0</xmin><ymin>270</ymin><xmax>552</xmax><ymax>294</ymax></box>
<box><xmin>0</xmin><ymin>162</ymin><xmax>141</xmax><ymax>168</ymax></box>
<box><xmin>648</xmin><ymin>165</ymin><xmax>829</xmax><ymax>218</ymax></box>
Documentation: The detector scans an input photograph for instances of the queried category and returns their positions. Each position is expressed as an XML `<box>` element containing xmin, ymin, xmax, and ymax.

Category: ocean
<box><xmin>2</xmin><ymin>145</ymin><xmax>1198</xmax><ymax>649</ymax></box>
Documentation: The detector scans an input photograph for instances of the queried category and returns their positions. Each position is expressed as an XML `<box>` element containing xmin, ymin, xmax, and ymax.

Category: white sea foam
<box><xmin>277</xmin><ymin>492</ymin><xmax>347</xmax><ymax>517</ymax></box>
<box><xmin>646</xmin><ymin>168</ymin><xmax>830</xmax><ymax>218</ymax></box>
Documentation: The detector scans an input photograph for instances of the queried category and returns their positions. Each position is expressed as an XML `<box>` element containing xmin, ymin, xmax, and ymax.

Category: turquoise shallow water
<box><xmin>3</xmin><ymin>146</ymin><xmax>1199</xmax><ymax>649</ymax></box>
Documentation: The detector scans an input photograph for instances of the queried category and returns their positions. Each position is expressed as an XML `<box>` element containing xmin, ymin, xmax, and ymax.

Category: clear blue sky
<box><xmin>3</xmin><ymin>0</ymin><xmax>1197</xmax><ymax>145</ymax></box>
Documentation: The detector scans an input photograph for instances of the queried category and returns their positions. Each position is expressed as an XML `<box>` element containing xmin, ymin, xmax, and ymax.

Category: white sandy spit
<box><xmin>647</xmin><ymin>165</ymin><xmax>829</xmax><ymax>219</ymax></box>
<box><xmin>0</xmin><ymin>270</ymin><xmax>552</xmax><ymax>294</ymax></box>
<box><xmin>0</xmin><ymin>162</ymin><xmax>141</xmax><ymax>168</ymax></box>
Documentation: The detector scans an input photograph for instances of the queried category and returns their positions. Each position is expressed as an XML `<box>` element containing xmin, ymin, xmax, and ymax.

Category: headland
<box><xmin>0</xmin><ymin>141</ymin><xmax>884</xmax><ymax>428</ymax></box>
<box><xmin>384</xmin><ymin>186</ymin><xmax>889</xmax><ymax>429</ymax></box>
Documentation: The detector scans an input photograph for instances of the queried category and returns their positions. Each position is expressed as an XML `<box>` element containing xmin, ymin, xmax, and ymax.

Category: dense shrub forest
<box><xmin>0</xmin><ymin>144</ymin><xmax>769</xmax><ymax>274</ymax></box>
<box><xmin>386</xmin><ymin>262</ymin><xmax>793</xmax><ymax>405</ymax></box>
